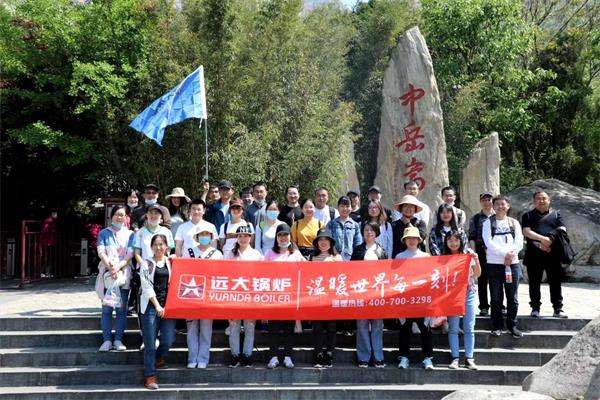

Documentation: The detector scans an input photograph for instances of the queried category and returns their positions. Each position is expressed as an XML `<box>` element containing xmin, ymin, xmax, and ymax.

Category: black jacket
<box><xmin>350</xmin><ymin>242</ymin><xmax>387</xmax><ymax>261</ymax></box>
<box><xmin>549</xmin><ymin>227</ymin><xmax>576</xmax><ymax>265</ymax></box>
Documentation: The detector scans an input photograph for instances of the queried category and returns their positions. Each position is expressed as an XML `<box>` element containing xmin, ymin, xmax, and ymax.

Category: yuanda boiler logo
<box><xmin>178</xmin><ymin>274</ymin><xmax>206</xmax><ymax>300</ymax></box>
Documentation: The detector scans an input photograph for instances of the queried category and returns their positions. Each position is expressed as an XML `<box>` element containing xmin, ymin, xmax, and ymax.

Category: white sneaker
<box><xmin>197</xmin><ymin>362</ymin><xmax>207</xmax><ymax>369</ymax></box>
<box><xmin>283</xmin><ymin>356</ymin><xmax>294</xmax><ymax>368</ymax></box>
<box><xmin>155</xmin><ymin>339</ymin><xmax>160</xmax><ymax>349</ymax></box>
<box><xmin>113</xmin><ymin>340</ymin><xmax>126</xmax><ymax>351</ymax></box>
<box><xmin>411</xmin><ymin>322</ymin><xmax>421</xmax><ymax>334</ymax></box>
<box><xmin>99</xmin><ymin>340</ymin><xmax>112</xmax><ymax>352</ymax></box>
<box><xmin>139</xmin><ymin>342</ymin><xmax>145</xmax><ymax>351</ymax></box>
<box><xmin>448</xmin><ymin>358</ymin><xmax>459</xmax><ymax>369</ymax></box>
<box><xmin>267</xmin><ymin>356</ymin><xmax>279</xmax><ymax>369</ymax></box>
<box><xmin>187</xmin><ymin>362</ymin><xmax>197</xmax><ymax>369</ymax></box>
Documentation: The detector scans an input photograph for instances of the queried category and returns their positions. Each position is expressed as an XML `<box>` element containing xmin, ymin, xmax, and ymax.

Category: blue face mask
<box><xmin>198</xmin><ymin>236</ymin><xmax>212</xmax><ymax>246</ymax></box>
<box><xmin>145</xmin><ymin>198</ymin><xmax>157</xmax><ymax>206</ymax></box>
<box><xmin>266</xmin><ymin>210</ymin><xmax>279</xmax><ymax>220</ymax></box>
<box><xmin>111</xmin><ymin>222</ymin><xmax>123</xmax><ymax>230</ymax></box>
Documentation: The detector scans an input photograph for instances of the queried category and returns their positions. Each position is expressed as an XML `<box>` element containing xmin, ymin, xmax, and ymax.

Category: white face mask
<box><xmin>255</xmin><ymin>199</ymin><xmax>266</xmax><ymax>207</ymax></box>
<box><xmin>147</xmin><ymin>219</ymin><xmax>159</xmax><ymax>228</ymax></box>
<box><xmin>145</xmin><ymin>198</ymin><xmax>157</xmax><ymax>206</ymax></box>
<box><xmin>127</xmin><ymin>202</ymin><xmax>138</xmax><ymax>208</ymax></box>
<box><xmin>278</xmin><ymin>241</ymin><xmax>291</xmax><ymax>249</ymax></box>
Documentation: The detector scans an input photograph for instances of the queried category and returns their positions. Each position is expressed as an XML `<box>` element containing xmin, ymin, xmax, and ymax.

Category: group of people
<box><xmin>94</xmin><ymin>179</ymin><xmax>571</xmax><ymax>390</ymax></box>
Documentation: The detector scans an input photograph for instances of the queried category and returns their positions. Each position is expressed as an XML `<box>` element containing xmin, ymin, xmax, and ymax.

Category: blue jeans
<box><xmin>187</xmin><ymin>319</ymin><xmax>213</xmax><ymax>364</ymax></box>
<box><xmin>448</xmin><ymin>290</ymin><xmax>476</xmax><ymax>358</ymax></box>
<box><xmin>356</xmin><ymin>319</ymin><xmax>384</xmax><ymax>363</ymax></box>
<box><xmin>142</xmin><ymin>303</ymin><xmax>176</xmax><ymax>377</ymax></box>
<box><xmin>229</xmin><ymin>320</ymin><xmax>256</xmax><ymax>356</ymax></box>
<box><xmin>488</xmin><ymin>263</ymin><xmax>521</xmax><ymax>331</ymax></box>
<box><xmin>101</xmin><ymin>288</ymin><xmax>129</xmax><ymax>342</ymax></box>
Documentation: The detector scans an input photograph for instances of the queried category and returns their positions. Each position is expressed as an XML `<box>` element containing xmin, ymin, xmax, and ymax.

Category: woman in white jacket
<box><xmin>140</xmin><ymin>234</ymin><xmax>175</xmax><ymax>390</ymax></box>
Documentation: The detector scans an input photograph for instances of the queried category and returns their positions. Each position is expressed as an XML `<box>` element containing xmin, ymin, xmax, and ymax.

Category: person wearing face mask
<box><xmin>264</xmin><ymin>224</ymin><xmax>305</xmax><ymax>369</ymax></box>
<box><xmin>218</xmin><ymin>198</ymin><xmax>255</xmax><ymax>258</ymax></box>
<box><xmin>175</xmin><ymin>199</ymin><xmax>218</xmax><ymax>258</ymax></box>
<box><xmin>95</xmin><ymin>205</ymin><xmax>134</xmax><ymax>352</ymax></box>
<box><xmin>131</xmin><ymin>184</ymin><xmax>172</xmax><ymax>231</ymax></box>
<box><xmin>183</xmin><ymin>228</ymin><xmax>223</xmax><ymax>369</ymax></box>
<box><xmin>255</xmin><ymin>200</ymin><xmax>284</xmax><ymax>255</ymax></box>
<box><xmin>245</xmin><ymin>182</ymin><xmax>268</xmax><ymax>226</ymax></box>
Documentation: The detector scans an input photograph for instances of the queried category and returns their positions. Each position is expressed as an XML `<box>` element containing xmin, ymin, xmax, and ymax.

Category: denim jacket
<box><xmin>326</xmin><ymin>217</ymin><xmax>363</xmax><ymax>259</ymax></box>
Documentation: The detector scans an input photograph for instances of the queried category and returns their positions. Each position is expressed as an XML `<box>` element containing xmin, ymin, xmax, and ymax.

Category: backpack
<box><xmin>328</xmin><ymin>206</ymin><xmax>336</xmax><ymax>222</ymax></box>
<box><xmin>489</xmin><ymin>215</ymin><xmax>516</xmax><ymax>239</ymax></box>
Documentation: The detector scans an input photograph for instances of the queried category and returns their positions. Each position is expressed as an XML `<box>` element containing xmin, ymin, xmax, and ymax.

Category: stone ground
<box><xmin>0</xmin><ymin>277</ymin><xmax>598</xmax><ymax>319</ymax></box>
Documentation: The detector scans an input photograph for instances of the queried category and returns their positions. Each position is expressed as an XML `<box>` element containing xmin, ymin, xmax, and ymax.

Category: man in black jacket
<box><xmin>521</xmin><ymin>191</ymin><xmax>567</xmax><ymax>319</ymax></box>
<box><xmin>131</xmin><ymin>183</ymin><xmax>171</xmax><ymax>230</ymax></box>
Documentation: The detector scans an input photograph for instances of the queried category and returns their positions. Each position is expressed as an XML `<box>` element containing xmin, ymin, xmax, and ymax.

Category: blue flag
<box><xmin>129</xmin><ymin>66</ymin><xmax>207</xmax><ymax>146</ymax></box>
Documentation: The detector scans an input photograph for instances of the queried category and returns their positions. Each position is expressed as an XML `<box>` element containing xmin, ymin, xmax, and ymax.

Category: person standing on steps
<box><xmin>482</xmin><ymin>196</ymin><xmax>524</xmax><ymax>339</ymax></box>
<box><xmin>522</xmin><ymin>191</ymin><xmax>568</xmax><ymax>319</ymax></box>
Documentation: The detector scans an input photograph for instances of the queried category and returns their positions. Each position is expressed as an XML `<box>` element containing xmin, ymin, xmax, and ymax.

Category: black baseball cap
<box><xmin>276</xmin><ymin>224</ymin><xmax>291</xmax><ymax>236</ymax></box>
<box><xmin>144</xmin><ymin>183</ymin><xmax>159</xmax><ymax>192</ymax></box>
<box><xmin>218</xmin><ymin>180</ymin><xmax>233</xmax><ymax>189</ymax></box>
<box><xmin>368</xmin><ymin>185</ymin><xmax>381</xmax><ymax>193</ymax></box>
<box><xmin>347</xmin><ymin>189</ymin><xmax>360</xmax><ymax>197</ymax></box>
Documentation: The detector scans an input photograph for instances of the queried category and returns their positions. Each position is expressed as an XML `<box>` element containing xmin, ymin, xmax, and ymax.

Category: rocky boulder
<box><xmin>522</xmin><ymin>316</ymin><xmax>600</xmax><ymax>399</ymax></box>
<box><xmin>338</xmin><ymin>141</ymin><xmax>360</xmax><ymax>199</ymax></box>
<box><xmin>508</xmin><ymin>179</ymin><xmax>600</xmax><ymax>282</ymax></box>
<box><xmin>443</xmin><ymin>389</ymin><xmax>553</xmax><ymax>400</ymax></box>
<box><xmin>374</xmin><ymin>26</ymin><xmax>449</xmax><ymax>212</ymax></box>
<box><xmin>460</xmin><ymin>132</ymin><xmax>501</xmax><ymax>220</ymax></box>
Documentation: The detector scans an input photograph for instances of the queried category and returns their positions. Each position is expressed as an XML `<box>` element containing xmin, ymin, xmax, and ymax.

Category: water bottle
<box><xmin>505</xmin><ymin>265</ymin><xmax>513</xmax><ymax>283</ymax></box>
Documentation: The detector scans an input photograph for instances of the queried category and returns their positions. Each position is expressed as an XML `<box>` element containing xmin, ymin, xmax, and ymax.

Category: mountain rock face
<box><xmin>374</xmin><ymin>26</ymin><xmax>448</xmax><ymax>212</ymax></box>
<box><xmin>460</xmin><ymin>132</ymin><xmax>501</xmax><ymax>220</ymax></box>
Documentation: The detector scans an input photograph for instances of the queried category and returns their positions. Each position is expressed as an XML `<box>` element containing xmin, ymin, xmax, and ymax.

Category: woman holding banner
<box><xmin>264</xmin><ymin>223</ymin><xmax>305</xmax><ymax>369</ymax></box>
<box><xmin>351</xmin><ymin>221</ymin><xmax>387</xmax><ymax>368</ymax></box>
<box><xmin>310</xmin><ymin>230</ymin><xmax>342</xmax><ymax>368</ymax></box>
<box><xmin>140</xmin><ymin>234</ymin><xmax>175</xmax><ymax>390</ymax></box>
<box><xmin>444</xmin><ymin>230</ymin><xmax>481</xmax><ymax>370</ymax></box>
<box><xmin>224</xmin><ymin>225</ymin><xmax>263</xmax><ymax>367</ymax></box>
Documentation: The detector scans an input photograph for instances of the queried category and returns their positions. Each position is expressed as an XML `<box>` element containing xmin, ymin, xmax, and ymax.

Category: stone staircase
<box><xmin>0</xmin><ymin>316</ymin><xmax>588</xmax><ymax>399</ymax></box>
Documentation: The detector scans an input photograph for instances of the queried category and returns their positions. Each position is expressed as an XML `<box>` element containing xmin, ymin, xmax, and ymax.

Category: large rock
<box><xmin>460</xmin><ymin>132</ymin><xmax>501</xmax><ymax>220</ymax></box>
<box><xmin>585</xmin><ymin>363</ymin><xmax>600</xmax><ymax>400</ymax></box>
<box><xmin>523</xmin><ymin>316</ymin><xmax>600</xmax><ymax>399</ymax></box>
<box><xmin>338</xmin><ymin>141</ymin><xmax>360</xmax><ymax>199</ymax></box>
<box><xmin>374</xmin><ymin>26</ymin><xmax>448</xmax><ymax>211</ymax></box>
<box><xmin>443</xmin><ymin>389</ymin><xmax>553</xmax><ymax>400</ymax></box>
<box><xmin>508</xmin><ymin>179</ymin><xmax>600</xmax><ymax>282</ymax></box>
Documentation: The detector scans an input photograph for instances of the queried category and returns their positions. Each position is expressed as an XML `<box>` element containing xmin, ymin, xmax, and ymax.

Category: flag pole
<box><xmin>203</xmin><ymin>118</ymin><xmax>209</xmax><ymax>181</ymax></box>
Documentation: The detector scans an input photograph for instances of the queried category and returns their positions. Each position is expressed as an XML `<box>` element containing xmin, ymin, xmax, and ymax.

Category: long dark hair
<box><xmin>443</xmin><ymin>230</ymin><xmax>465</xmax><ymax>255</ymax></box>
<box><xmin>365</xmin><ymin>200</ymin><xmax>387</xmax><ymax>226</ymax></box>
<box><xmin>435</xmin><ymin>203</ymin><xmax>458</xmax><ymax>235</ymax></box>
<box><xmin>271</xmin><ymin>232</ymin><xmax>299</xmax><ymax>254</ymax></box>
<box><xmin>168</xmin><ymin>197</ymin><xmax>189</xmax><ymax>222</ymax></box>
<box><xmin>232</xmin><ymin>233</ymin><xmax>253</xmax><ymax>257</ymax></box>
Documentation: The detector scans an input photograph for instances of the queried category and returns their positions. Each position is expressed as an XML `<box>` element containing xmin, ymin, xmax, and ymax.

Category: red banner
<box><xmin>164</xmin><ymin>254</ymin><xmax>471</xmax><ymax>320</ymax></box>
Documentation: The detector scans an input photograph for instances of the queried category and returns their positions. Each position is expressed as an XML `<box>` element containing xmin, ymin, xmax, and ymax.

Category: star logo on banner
<box><xmin>178</xmin><ymin>274</ymin><xmax>206</xmax><ymax>300</ymax></box>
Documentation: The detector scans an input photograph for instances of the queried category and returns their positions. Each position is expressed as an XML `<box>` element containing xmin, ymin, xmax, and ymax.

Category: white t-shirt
<box><xmin>170</xmin><ymin>212</ymin><xmax>185</xmax><ymax>237</ymax></box>
<box><xmin>133</xmin><ymin>226</ymin><xmax>175</xmax><ymax>260</ymax></box>
<box><xmin>175</xmin><ymin>219</ymin><xmax>219</xmax><ymax>255</ymax></box>
<box><xmin>219</xmin><ymin>220</ymin><xmax>255</xmax><ymax>256</ymax></box>
<box><xmin>188</xmin><ymin>246</ymin><xmax>223</xmax><ymax>260</ymax></box>
<box><xmin>224</xmin><ymin>247</ymin><xmax>263</xmax><ymax>261</ymax></box>
<box><xmin>363</xmin><ymin>243</ymin><xmax>380</xmax><ymax>261</ymax></box>
<box><xmin>314</xmin><ymin>206</ymin><xmax>339</xmax><ymax>226</ymax></box>
<box><xmin>255</xmin><ymin>221</ymin><xmax>284</xmax><ymax>255</ymax></box>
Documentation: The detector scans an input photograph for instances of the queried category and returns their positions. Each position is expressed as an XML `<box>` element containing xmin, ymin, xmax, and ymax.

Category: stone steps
<box><xmin>0</xmin><ymin>315</ymin><xmax>585</xmax><ymax>399</ymax></box>
<box><xmin>0</xmin><ymin>364</ymin><xmax>535</xmax><ymax>387</ymax></box>
<box><xmin>0</xmin><ymin>383</ymin><xmax>524</xmax><ymax>400</ymax></box>
<box><xmin>0</xmin><ymin>329</ymin><xmax>577</xmax><ymax>349</ymax></box>
<box><xmin>0</xmin><ymin>346</ymin><xmax>559</xmax><ymax>367</ymax></box>
<box><xmin>0</xmin><ymin>316</ymin><xmax>588</xmax><ymax>331</ymax></box>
